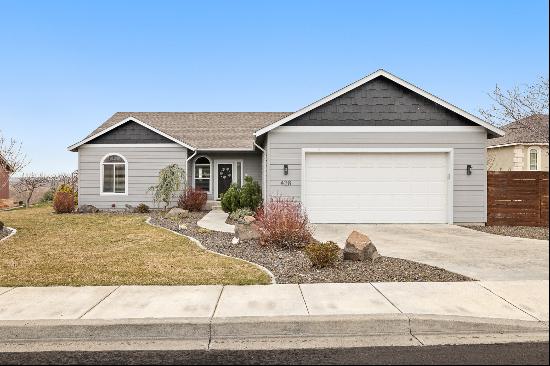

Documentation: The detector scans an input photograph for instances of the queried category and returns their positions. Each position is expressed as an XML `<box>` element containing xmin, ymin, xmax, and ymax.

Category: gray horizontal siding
<box><xmin>266</xmin><ymin>128</ymin><xmax>487</xmax><ymax>223</ymax></box>
<box><xmin>78</xmin><ymin>145</ymin><xmax>187</xmax><ymax>209</ymax></box>
<box><xmin>286</xmin><ymin>77</ymin><xmax>477</xmax><ymax>127</ymax></box>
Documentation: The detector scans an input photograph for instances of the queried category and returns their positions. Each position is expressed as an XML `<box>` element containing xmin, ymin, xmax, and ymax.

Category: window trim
<box><xmin>100</xmin><ymin>153</ymin><xmax>128</xmax><ymax>196</ymax></box>
<box><xmin>528</xmin><ymin>147</ymin><xmax>542</xmax><ymax>171</ymax></box>
<box><xmin>193</xmin><ymin>155</ymin><xmax>212</xmax><ymax>194</ymax></box>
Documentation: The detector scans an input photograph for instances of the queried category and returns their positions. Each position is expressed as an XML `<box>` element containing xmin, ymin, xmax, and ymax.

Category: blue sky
<box><xmin>0</xmin><ymin>0</ymin><xmax>548</xmax><ymax>174</ymax></box>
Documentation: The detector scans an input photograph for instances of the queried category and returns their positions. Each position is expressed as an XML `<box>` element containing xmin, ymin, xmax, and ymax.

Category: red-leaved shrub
<box><xmin>255</xmin><ymin>198</ymin><xmax>312</xmax><ymax>248</ymax></box>
<box><xmin>53</xmin><ymin>191</ymin><xmax>75</xmax><ymax>213</ymax></box>
<box><xmin>178</xmin><ymin>187</ymin><xmax>207</xmax><ymax>212</ymax></box>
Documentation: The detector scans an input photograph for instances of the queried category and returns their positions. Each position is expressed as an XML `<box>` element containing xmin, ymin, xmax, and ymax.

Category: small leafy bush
<box><xmin>256</xmin><ymin>198</ymin><xmax>312</xmax><ymax>249</ymax></box>
<box><xmin>229</xmin><ymin>207</ymin><xmax>255</xmax><ymax>221</ymax></box>
<box><xmin>0</xmin><ymin>221</ymin><xmax>4</xmax><ymax>230</ymax></box>
<box><xmin>40</xmin><ymin>188</ymin><xmax>56</xmax><ymax>203</ymax></box>
<box><xmin>178</xmin><ymin>187</ymin><xmax>207</xmax><ymax>211</ymax></box>
<box><xmin>56</xmin><ymin>183</ymin><xmax>78</xmax><ymax>205</ymax></box>
<box><xmin>221</xmin><ymin>184</ymin><xmax>240</xmax><ymax>213</ymax></box>
<box><xmin>53</xmin><ymin>191</ymin><xmax>75</xmax><ymax>213</ymax></box>
<box><xmin>134</xmin><ymin>203</ymin><xmax>150</xmax><ymax>213</ymax></box>
<box><xmin>239</xmin><ymin>176</ymin><xmax>262</xmax><ymax>211</ymax></box>
<box><xmin>305</xmin><ymin>241</ymin><xmax>340</xmax><ymax>268</ymax></box>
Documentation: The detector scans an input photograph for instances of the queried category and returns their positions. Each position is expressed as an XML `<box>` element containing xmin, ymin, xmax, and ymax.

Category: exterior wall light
<box><xmin>284</xmin><ymin>164</ymin><xmax>289</xmax><ymax>175</ymax></box>
<box><xmin>467</xmin><ymin>164</ymin><xmax>472</xmax><ymax>175</ymax></box>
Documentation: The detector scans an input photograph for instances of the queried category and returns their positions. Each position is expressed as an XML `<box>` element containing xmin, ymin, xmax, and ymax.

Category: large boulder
<box><xmin>343</xmin><ymin>230</ymin><xmax>381</xmax><ymax>262</ymax></box>
<box><xmin>165</xmin><ymin>207</ymin><xmax>189</xmax><ymax>218</ymax></box>
<box><xmin>235</xmin><ymin>223</ymin><xmax>260</xmax><ymax>241</ymax></box>
<box><xmin>77</xmin><ymin>205</ymin><xmax>99</xmax><ymax>214</ymax></box>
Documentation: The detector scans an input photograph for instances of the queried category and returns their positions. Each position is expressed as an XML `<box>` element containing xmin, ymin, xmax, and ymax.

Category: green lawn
<box><xmin>0</xmin><ymin>206</ymin><xmax>270</xmax><ymax>286</ymax></box>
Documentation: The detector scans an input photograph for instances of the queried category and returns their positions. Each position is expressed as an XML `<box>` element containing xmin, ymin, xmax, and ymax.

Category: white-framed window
<box><xmin>194</xmin><ymin>156</ymin><xmax>211</xmax><ymax>193</ymax></box>
<box><xmin>100</xmin><ymin>153</ymin><xmax>128</xmax><ymax>195</ymax></box>
<box><xmin>529</xmin><ymin>147</ymin><xmax>541</xmax><ymax>171</ymax></box>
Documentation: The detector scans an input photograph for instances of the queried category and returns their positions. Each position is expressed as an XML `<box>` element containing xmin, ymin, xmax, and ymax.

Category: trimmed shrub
<box><xmin>53</xmin><ymin>191</ymin><xmax>75</xmax><ymax>213</ymax></box>
<box><xmin>255</xmin><ymin>198</ymin><xmax>312</xmax><ymax>249</ymax></box>
<box><xmin>134</xmin><ymin>203</ymin><xmax>150</xmax><ymax>213</ymax></box>
<box><xmin>220</xmin><ymin>184</ymin><xmax>240</xmax><ymax>213</ymax></box>
<box><xmin>56</xmin><ymin>184</ymin><xmax>78</xmax><ymax>205</ymax></box>
<box><xmin>239</xmin><ymin>176</ymin><xmax>262</xmax><ymax>211</ymax></box>
<box><xmin>229</xmin><ymin>207</ymin><xmax>255</xmax><ymax>221</ymax></box>
<box><xmin>305</xmin><ymin>241</ymin><xmax>340</xmax><ymax>268</ymax></box>
<box><xmin>178</xmin><ymin>187</ymin><xmax>207</xmax><ymax>212</ymax></box>
<box><xmin>0</xmin><ymin>221</ymin><xmax>4</xmax><ymax>230</ymax></box>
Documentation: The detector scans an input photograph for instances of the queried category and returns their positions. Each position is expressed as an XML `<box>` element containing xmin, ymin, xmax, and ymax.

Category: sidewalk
<box><xmin>0</xmin><ymin>281</ymin><xmax>548</xmax><ymax>351</ymax></box>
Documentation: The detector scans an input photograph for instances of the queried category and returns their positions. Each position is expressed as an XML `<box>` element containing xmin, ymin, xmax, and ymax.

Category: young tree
<box><xmin>0</xmin><ymin>131</ymin><xmax>30</xmax><ymax>191</ymax></box>
<box><xmin>148</xmin><ymin>164</ymin><xmax>185</xmax><ymax>210</ymax></box>
<box><xmin>13</xmin><ymin>174</ymin><xmax>51</xmax><ymax>208</ymax></box>
<box><xmin>480</xmin><ymin>76</ymin><xmax>549</xmax><ymax>142</ymax></box>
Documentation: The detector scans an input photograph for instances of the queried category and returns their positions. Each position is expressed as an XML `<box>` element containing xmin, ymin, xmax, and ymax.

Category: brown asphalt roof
<box><xmin>487</xmin><ymin>114</ymin><xmax>549</xmax><ymax>147</ymax></box>
<box><xmin>85</xmin><ymin>112</ymin><xmax>292</xmax><ymax>150</ymax></box>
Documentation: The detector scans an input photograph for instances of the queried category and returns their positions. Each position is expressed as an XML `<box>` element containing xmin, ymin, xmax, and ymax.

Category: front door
<box><xmin>217</xmin><ymin>163</ymin><xmax>233</xmax><ymax>199</ymax></box>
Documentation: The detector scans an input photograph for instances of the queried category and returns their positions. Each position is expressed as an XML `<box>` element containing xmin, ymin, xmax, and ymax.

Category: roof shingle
<box><xmin>487</xmin><ymin>114</ymin><xmax>549</xmax><ymax>147</ymax></box>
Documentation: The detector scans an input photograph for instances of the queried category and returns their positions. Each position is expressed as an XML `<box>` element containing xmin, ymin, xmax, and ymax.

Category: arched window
<box><xmin>101</xmin><ymin>153</ymin><xmax>127</xmax><ymax>194</ymax></box>
<box><xmin>194</xmin><ymin>156</ymin><xmax>211</xmax><ymax>192</ymax></box>
<box><xmin>529</xmin><ymin>147</ymin><xmax>541</xmax><ymax>171</ymax></box>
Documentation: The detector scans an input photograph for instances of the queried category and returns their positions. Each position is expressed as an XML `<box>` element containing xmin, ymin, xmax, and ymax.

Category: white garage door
<box><xmin>304</xmin><ymin>151</ymin><xmax>450</xmax><ymax>223</ymax></box>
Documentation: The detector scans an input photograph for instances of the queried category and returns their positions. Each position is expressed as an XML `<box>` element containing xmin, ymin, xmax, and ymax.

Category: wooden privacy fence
<box><xmin>487</xmin><ymin>171</ymin><xmax>549</xmax><ymax>227</ymax></box>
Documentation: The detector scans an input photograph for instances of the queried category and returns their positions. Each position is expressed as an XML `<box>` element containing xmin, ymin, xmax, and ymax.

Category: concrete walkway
<box><xmin>313</xmin><ymin>224</ymin><xmax>549</xmax><ymax>281</ymax></box>
<box><xmin>0</xmin><ymin>281</ymin><xmax>547</xmax><ymax>322</ymax></box>
<box><xmin>0</xmin><ymin>281</ymin><xmax>547</xmax><ymax>351</ymax></box>
<box><xmin>197</xmin><ymin>210</ymin><xmax>234</xmax><ymax>233</ymax></box>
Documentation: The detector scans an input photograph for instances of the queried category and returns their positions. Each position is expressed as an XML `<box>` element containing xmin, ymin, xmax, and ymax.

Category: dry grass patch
<box><xmin>0</xmin><ymin>206</ymin><xmax>270</xmax><ymax>286</ymax></box>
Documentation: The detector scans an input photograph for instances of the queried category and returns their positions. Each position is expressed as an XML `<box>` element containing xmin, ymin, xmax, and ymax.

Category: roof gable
<box><xmin>254</xmin><ymin>70</ymin><xmax>505</xmax><ymax>137</ymax></box>
<box><xmin>87</xmin><ymin>121</ymin><xmax>175</xmax><ymax>144</ymax></box>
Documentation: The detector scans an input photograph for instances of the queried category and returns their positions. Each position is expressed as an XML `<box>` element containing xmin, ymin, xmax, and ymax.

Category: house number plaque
<box><xmin>280</xmin><ymin>180</ymin><xmax>292</xmax><ymax>186</ymax></box>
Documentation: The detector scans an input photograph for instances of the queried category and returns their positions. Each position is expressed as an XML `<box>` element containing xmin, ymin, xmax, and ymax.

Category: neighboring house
<box><xmin>0</xmin><ymin>155</ymin><xmax>13</xmax><ymax>199</ymax></box>
<box><xmin>487</xmin><ymin>115</ymin><xmax>549</xmax><ymax>171</ymax></box>
<box><xmin>68</xmin><ymin>69</ymin><xmax>504</xmax><ymax>224</ymax></box>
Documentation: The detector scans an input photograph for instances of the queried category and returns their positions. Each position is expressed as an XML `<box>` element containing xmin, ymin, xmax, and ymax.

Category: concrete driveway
<box><xmin>313</xmin><ymin>224</ymin><xmax>549</xmax><ymax>281</ymax></box>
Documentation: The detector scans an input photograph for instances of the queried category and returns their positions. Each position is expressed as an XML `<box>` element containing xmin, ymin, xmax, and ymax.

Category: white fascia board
<box><xmin>67</xmin><ymin>117</ymin><xmax>196</xmax><ymax>152</ymax></box>
<box><xmin>487</xmin><ymin>142</ymin><xmax>549</xmax><ymax>149</ymax></box>
<box><xmin>254</xmin><ymin>69</ymin><xmax>505</xmax><ymax>137</ymax></box>
<box><xmin>271</xmin><ymin>126</ymin><xmax>486</xmax><ymax>133</ymax></box>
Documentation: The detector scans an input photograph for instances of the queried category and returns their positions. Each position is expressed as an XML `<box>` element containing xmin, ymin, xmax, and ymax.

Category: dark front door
<box><xmin>217</xmin><ymin>163</ymin><xmax>233</xmax><ymax>199</ymax></box>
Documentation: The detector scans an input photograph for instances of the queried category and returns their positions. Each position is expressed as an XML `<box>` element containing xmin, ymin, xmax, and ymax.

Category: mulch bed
<box><xmin>151</xmin><ymin>212</ymin><xmax>473</xmax><ymax>283</ymax></box>
<box><xmin>461</xmin><ymin>225</ymin><xmax>549</xmax><ymax>241</ymax></box>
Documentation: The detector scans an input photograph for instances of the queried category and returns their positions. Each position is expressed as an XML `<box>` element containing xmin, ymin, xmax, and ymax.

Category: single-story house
<box><xmin>0</xmin><ymin>154</ymin><xmax>13</xmax><ymax>200</ymax></box>
<box><xmin>68</xmin><ymin>69</ymin><xmax>505</xmax><ymax>224</ymax></box>
<box><xmin>487</xmin><ymin>114</ymin><xmax>549</xmax><ymax>171</ymax></box>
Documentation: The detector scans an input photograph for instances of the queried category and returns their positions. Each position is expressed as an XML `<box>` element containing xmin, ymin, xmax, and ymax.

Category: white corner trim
<box><xmin>0</xmin><ymin>227</ymin><xmax>17</xmax><ymax>243</ymax></box>
<box><xmin>300</xmin><ymin>147</ymin><xmax>454</xmax><ymax>224</ymax></box>
<box><xmin>99</xmin><ymin>153</ymin><xmax>129</xmax><ymax>196</ymax></box>
<box><xmin>272</xmin><ymin>126</ymin><xmax>486</xmax><ymax>133</ymax></box>
<box><xmin>67</xmin><ymin>117</ymin><xmax>196</xmax><ymax>151</ymax></box>
<box><xmin>487</xmin><ymin>142</ymin><xmax>549</xmax><ymax>149</ymax></box>
<box><xmin>254</xmin><ymin>69</ymin><xmax>505</xmax><ymax>137</ymax></box>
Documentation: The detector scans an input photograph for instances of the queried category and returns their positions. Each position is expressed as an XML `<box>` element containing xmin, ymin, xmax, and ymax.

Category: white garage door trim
<box><xmin>301</xmin><ymin>148</ymin><xmax>454</xmax><ymax>224</ymax></box>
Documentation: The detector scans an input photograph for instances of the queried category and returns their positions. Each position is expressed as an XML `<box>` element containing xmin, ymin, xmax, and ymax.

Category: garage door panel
<box><xmin>304</xmin><ymin>152</ymin><xmax>449</xmax><ymax>223</ymax></box>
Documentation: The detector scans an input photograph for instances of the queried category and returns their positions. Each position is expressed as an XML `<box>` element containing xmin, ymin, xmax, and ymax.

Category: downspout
<box><xmin>254</xmin><ymin>142</ymin><xmax>267</xmax><ymax>205</ymax></box>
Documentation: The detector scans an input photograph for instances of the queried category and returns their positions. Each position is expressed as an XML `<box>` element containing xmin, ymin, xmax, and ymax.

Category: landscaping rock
<box><xmin>235</xmin><ymin>223</ymin><xmax>260</xmax><ymax>241</ymax></box>
<box><xmin>343</xmin><ymin>230</ymin><xmax>381</xmax><ymax>262</ymax></box>
<box><xmin>231</xmin><ymin>237</ymin><xmax>240</xmax><ymax>245</ymax></box>
<box><xmin>77</xmin><ymin>205</ymin><xmax>99</xmax><ymax>214</ymax></box>
<box><xmin>178</xmin><ymin>224</ymin><xmax>188</xmax><ymax>230</ymax></box>
<box><xmin>242</xmin><ymin>215</ymin><xmax>256</xmax><ymax>225</ymax></box>
<box><xmin>125</xmin><ymin>204</ymin><xmax>134</xmax><ymax>212</ymax></box>
<box><xmin>166</xmin><ymin>207</ymin><xmax>189</xmax><ymax>218</ymax></box>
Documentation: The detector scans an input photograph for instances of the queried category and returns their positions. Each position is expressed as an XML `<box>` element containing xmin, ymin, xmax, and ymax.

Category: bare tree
<box><xmin>51</xmin><ymin>170</ymin><xmax>78</xmax><ymax>193</ymax></box>
<box><xmin>13</xmin><ymin>174</ymin><xmax>51</xmax><ymax>208</ymax></box>
<box><xmin>480</xmin><ymin>76</ymin><xmax>549</xmax><ymax>142</ymax></box>
<box><xmin>0</xmin><ymin>131</ymin><xmax>30</xmax><ymax>191</ymax></box>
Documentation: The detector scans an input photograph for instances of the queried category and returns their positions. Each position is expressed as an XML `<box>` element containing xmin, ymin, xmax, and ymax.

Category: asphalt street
<box><xmin>0</xmin><ymin>342</ymin><xmax>548</xmax><ymax>365</ymax></box>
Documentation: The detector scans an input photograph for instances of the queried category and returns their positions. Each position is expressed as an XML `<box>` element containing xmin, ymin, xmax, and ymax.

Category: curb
<box><xmin>0</xmin><ymin>227</ymin><xmax>17</xmax><ymax>243</ymax></box>
<box><xmin>145</xmin><ymin>217</ymin><xmax>276</xmax><ymax>284</ymax></box>
<box><xmin>0</xmin><ymin>314</ymin><xmax>547</xmax><ymax>352</ymax></box>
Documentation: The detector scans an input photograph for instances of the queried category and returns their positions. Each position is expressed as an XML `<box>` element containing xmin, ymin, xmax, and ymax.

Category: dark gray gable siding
<box><xmin>286</xmin><ymin>76</ymin><xmax>477</xmax><ymax>127</ymax></box>
<box><xmin>88</xmin><ymin>121</ymin><xmax>174</xmax><ymax>144</ymax></box>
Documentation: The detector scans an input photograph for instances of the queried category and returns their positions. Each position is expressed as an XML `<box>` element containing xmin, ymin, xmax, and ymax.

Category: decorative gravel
<box><xmin>0</xmin><ymin>227</ymin><xmax>13</xmax><ymax>240</ymax></box>
<box><xmin>461</xmin><ymin>225</ymin><xmax>549</xmax><ymax>241</ymax></box>
<box><xmin>151</xmin><ymin>213</ymin><xmax>473</xmax><ymax>283</ymax></box>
